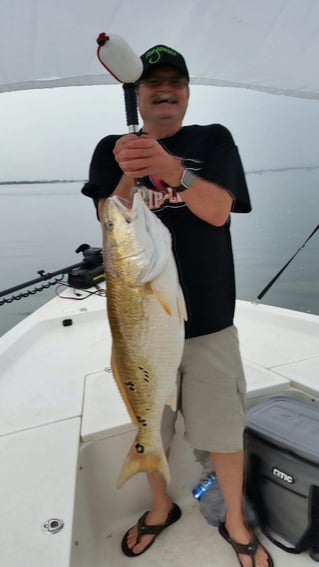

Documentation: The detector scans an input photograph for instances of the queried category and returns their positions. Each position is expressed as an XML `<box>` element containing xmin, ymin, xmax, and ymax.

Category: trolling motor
<box><xmin>67</xmin><ymin>244</ymin><xmax>104</xmax><ymax>288</ymax></box>
<box><xmin>0</xmin><ymin>244</ymin><xmax>104</xmax><ymax>305</ymax></box>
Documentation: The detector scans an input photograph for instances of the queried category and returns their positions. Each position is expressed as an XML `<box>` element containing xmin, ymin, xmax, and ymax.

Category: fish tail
<box><xmin>117</xmin><ymin>444</ymin><xmax>170</xmax><ymax>488</ymax></box>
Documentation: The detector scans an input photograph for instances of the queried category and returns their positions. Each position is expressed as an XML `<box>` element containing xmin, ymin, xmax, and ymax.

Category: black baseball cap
<box><xmin>138</xmin><ymin>45</ymin><xmax>189</xmax><ymax>82</ymax></box>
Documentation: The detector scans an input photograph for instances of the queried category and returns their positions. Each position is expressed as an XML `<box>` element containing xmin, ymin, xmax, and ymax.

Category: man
<box><xmin>82</xmin><ymin>44</ymin><xmax>273</xmax><ymax>567</ymax></box>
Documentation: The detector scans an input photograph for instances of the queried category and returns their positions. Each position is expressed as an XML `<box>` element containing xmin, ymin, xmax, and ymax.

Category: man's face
<box><xmin>136</xmin><ymin>66</ymin><xmax>189</xmax><ymax>128</ymax></box>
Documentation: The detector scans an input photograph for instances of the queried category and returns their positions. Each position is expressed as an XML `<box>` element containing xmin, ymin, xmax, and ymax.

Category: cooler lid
<box><xmin>247</xmin><ymin>396</ymin><xmax>319</xmax><ymax>463</ymax></box>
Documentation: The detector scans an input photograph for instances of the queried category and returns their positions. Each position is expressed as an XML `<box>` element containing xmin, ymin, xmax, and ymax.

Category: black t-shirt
<box><xmin>82</xmin><ymin>124</ymin><xmax>251</xmax><ymax>338</ymax></box>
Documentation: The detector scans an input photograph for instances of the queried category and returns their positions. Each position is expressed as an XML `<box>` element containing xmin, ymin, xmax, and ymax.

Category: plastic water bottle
<box><xmin>192</xmin><ymin>474</ymin><xmax>216</xmax><ymax>500</ymax></box>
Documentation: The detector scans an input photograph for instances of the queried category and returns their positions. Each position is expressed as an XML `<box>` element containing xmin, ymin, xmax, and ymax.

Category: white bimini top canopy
<box><xmin>1</xmin><ymin>0</ymin><xmax>319</xmax><ymax>99</ymax></box>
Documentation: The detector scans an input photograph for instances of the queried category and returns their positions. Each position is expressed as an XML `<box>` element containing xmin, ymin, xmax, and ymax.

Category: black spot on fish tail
<box><xmin>135</xmin><ymin>443</ymin><xmax>144</xmax><ymax>454</ymax></box>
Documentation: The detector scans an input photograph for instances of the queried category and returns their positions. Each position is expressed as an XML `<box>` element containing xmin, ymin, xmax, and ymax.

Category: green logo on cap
<box><xmin>145</xmin><ymin>46</ymin><xmax>178</xmax><ymax>65</ymax></box>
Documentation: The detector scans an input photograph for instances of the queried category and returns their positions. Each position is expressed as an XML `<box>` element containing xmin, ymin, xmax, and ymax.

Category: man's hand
<box><xmin>113</xmin><ymin>134</ymin><xmax>183</xmax><ymax>188</ymax></box>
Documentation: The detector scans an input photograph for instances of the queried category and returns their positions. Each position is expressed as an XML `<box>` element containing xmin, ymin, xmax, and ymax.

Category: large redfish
<box><xmin>102</xmin><ymin>191</ymin><xmax>187</xmax><ymax>488</ymax></box>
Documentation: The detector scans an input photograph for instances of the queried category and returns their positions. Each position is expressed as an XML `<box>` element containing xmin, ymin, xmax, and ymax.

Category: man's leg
<box><xmin>212</xmin><ymin>451</ymin><xmax>270</xmax><ymax>567</ymax></box>
<box><xmin>124</xmin><ymin>468</ymin><xmax>174</xmax><ymax>555</ymax></box>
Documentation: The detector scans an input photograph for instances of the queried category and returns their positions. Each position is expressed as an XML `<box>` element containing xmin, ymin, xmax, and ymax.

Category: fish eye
<box><xmin>105</xmin><ymin>220</ymin><xmax>114</xmax><ymax>231</ymax></box>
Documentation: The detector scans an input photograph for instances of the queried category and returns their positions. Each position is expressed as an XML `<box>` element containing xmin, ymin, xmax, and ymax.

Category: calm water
<box><xmin>0</xmin><ymin>171</ymin><xmax>318</xmax><ymax>336</ymax></box>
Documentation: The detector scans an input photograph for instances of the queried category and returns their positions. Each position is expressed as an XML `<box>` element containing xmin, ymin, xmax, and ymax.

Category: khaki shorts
<box><xmin>161</xmin><ymin>325</ymin><xmax>247</xmax><ymax>453</ymax></box>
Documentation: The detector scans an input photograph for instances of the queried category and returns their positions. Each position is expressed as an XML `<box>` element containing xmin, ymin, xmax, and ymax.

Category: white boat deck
<box><xmin>0</xmin><ymin>288</ymin><xmax>318</xmax><ymax>567</ymax></box>
<box><xmin>101</xmin><ymin>505</ymin><xmax>315</xmax><ymax>567</ymax></box>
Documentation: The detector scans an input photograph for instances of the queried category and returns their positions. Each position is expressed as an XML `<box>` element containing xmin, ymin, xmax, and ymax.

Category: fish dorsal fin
<box><xmin>146</xmin><ymin>282</ymin><xmax>172</xmax><ymax>316</ymax></box>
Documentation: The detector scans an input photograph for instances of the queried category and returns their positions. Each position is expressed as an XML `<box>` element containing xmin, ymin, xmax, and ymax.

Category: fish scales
<box><xmin>102</xmin><ymin>191</ymin><xmax>187</xmax><ymax>488</ymax></box>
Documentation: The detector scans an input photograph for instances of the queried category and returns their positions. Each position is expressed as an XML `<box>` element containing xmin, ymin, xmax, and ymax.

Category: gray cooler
<box><xmin>245</xmin><ymin>396</ymin><xmax>319</xmax><ymax>560</ymax></box>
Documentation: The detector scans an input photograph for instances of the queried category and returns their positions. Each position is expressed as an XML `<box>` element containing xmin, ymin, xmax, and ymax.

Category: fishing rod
<box><xmin>256</xmin><ymin>224</ymin><xmax>319</xmax><ymax>301</ymax></box>
<box><xmin>0</xmin><ymin>244</ymin><xmax>104</xmax><ymax>304</ymax></box>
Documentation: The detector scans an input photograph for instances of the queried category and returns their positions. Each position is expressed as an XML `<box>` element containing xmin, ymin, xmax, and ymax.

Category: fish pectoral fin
<box><xmin>147</xmin><ymin>282</ymin><xmax>172</xmax><ymax>316</ymax></box>
<box><xmin>177</xmin><ymin>285</ymin><xmax>188</xmax><ymax>322</ymax></box>
<box><xmin>111</xmin><ymin>349</ymin><xmax>138</xmax><ymax>426</ymax></box>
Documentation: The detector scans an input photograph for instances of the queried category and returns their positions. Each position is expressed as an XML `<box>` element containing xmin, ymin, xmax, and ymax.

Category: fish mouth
<box><xmin>106</xmin><ymin>193</ymin><xmax>147</xmax><ymax>257</ymax></box>
<box><xmin>111</xmin><ymin>195</ymin><xmax>137</xmax><ymax>223</ymax></box>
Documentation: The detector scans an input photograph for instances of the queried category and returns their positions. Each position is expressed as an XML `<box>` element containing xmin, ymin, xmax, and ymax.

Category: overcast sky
<box><xmin>1</xmin><ymin>84</ymin><xmax>319</xmax><ymax>182</ymax></box>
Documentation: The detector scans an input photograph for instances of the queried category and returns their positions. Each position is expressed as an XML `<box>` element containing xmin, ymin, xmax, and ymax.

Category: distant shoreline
<box><xmin>2</xmin><ymin>164</ymin><xmax>319</xmax><ymax>185</ymax></box>
<box><xmin>0</xmin><ymin>179</ymin><xmax>86</xmax><ymax>185</ymax></box>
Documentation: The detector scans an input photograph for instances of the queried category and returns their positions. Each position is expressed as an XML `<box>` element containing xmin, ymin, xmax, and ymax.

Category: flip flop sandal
<box><xmin>121</xmin><ymin>502</ymin><xmax>182</xmax><ymax>557</ymax></box>
<box><xmin>219</xmin><ymin>522</ymin><xmax>274</xmax><ymax>567</ymax></box>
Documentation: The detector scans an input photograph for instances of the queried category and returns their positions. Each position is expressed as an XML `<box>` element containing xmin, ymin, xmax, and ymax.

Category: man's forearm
<box><xmin>161</xmin><ymin>160</ymin><xmax>234</xmax><ymax>227</ymax></box>
<box><xmin>179</xmin><ymin>175</ymin><xmax>234</xmax><ymax>227</ymax></box>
